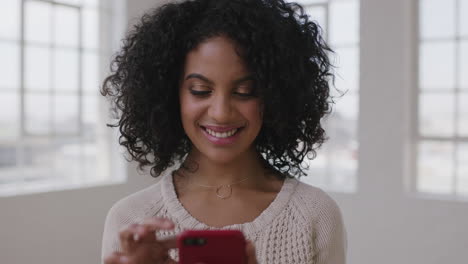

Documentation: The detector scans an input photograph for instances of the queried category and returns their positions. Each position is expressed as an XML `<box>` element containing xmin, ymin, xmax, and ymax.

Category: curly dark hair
<box><xmin>101</xmin><ymin>0</ymin><xmax>335</xmax><ymax>178</ymax></box>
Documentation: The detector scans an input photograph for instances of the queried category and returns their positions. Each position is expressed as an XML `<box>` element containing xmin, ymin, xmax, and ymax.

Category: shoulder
<box><xmin>289</xmin><ymin>179</ymin><xmax>343</xmax><ymax>227</ymax></box>
<box><xmin>102</xmin><ymin>176</ymin><xmax>167</xmax><ymax>259</ymax></box>
<box><xmin>105</xmin><ymin>179</ymin><xmax>165</xmax><ymax>226</ymax></box>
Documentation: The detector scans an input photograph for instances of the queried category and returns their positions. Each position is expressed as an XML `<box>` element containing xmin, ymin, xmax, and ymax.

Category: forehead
<box><xmin>183</xmin><ymin>36</ymin><xmax>249</xmax><ymax>78</ymax></box>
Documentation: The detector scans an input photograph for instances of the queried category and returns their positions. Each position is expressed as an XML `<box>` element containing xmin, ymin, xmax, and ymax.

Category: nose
<box><xmin>207</xmin><ymin>93</ymin><xmax>233</xmax><ymax>123</ymax></box>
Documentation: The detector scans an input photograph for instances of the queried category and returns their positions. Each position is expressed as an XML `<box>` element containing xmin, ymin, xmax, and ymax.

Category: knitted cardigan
<box><xmin>102</xmin><ymin>171</ymin><xmax>347</xmax><ymax>263</ymax></box>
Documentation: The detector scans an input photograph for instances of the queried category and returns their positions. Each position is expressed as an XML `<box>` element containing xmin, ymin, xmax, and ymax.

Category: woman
<box><xmin>101</xmin><ymin>0</ymin><xmax>347</xmax><ymax>263</ymax></box>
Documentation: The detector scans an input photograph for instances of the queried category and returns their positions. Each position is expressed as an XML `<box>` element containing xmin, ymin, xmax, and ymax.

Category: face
<box><xmin>179</xmin><ymin>36</ymin><xmax>263</xmax><ymax>165</ymax></box>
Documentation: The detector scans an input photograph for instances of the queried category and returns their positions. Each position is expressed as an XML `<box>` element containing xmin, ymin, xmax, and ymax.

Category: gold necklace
<box><xmin>190</xmin><ymin>177</ymin><xmax>249</xmax><ymax>199</ymax></box>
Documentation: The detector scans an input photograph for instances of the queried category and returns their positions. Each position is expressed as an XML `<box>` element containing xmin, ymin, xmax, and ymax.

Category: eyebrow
<box><xmin>185</xmin><ymin>73</ymin><xmax>255</xmax><ymax>85</ymax></box>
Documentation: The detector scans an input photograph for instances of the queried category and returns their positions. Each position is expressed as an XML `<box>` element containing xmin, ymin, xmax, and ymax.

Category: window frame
<box><xmin>299</xmin><ymin>0</ymin><xmax>361</xmax><ymax>193</ymax></box>
<box><xmin>0</xmin><ymin>0</ymin><xmax>126</xmax><ymax>197</ymax></box>
<box><xmin>411</xmin><ymin>0</ymin><xmax>468</xmax><ymax>199</ymax></box>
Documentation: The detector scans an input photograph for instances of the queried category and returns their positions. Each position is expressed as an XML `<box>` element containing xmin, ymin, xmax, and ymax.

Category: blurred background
<box><xmin>0</xmin><ymin>0</ymin><xmax>467</xmax><ymax>263</ymax></box>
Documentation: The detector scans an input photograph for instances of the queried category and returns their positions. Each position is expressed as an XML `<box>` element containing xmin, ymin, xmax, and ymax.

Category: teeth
<box><xmin>205</xmin><ymin>128</ymin><xmax>238</xmax><ymax>138</ymax></box>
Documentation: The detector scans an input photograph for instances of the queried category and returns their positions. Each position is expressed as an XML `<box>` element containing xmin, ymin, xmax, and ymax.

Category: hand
<box><xmin>245</xmin><ymin>240</ymin><xmax>258</xmax><ymax>264</ymax></box>
<box><xmin>104</xmin><ymin>218</ymin><xmax>177</xmax><ymax>264</ymax></box>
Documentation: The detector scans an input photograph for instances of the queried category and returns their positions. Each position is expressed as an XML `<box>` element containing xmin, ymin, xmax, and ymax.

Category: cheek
<box><xmin>180</xmin><ymin>95</ymin><xmax>204</xmax><ymax>125</ymax></box>
<box><xmin>242</xmin><ymin>102</ymin><xmax>263</xmax><ymax>126</ymax></box>
<box><xmin>179</xmin><ymin>94</ymin><xmax>193</xmax><ymax>126</ymax></box>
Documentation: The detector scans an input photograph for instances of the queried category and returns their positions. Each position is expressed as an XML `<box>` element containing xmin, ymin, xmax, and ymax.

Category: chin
<box><xmin>203</xmin><ymin>149</ymin><xmax>245</xmax><ymax>165</ymax></box>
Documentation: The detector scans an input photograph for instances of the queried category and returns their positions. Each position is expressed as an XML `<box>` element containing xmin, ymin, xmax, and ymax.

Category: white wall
<box><xmin>1</xmin><ymin>1</ymin><xmax>467</xmax><ymax>264</ymax></box>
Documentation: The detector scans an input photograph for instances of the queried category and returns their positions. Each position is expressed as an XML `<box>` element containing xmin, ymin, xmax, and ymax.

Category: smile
<box><xmin>205</xmin><ymin>128</ymin><xmax>238</xmax><ymax>138</ymax></box>
<box><xmin>199</xmin><ymin>125</ymin><xmax>244</xmax><ymax>145</ymax></box>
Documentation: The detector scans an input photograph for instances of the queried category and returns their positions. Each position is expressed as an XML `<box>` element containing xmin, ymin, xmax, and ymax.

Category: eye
<box><xmin>189</xmin><ymin>84</ymin><xmax>211</xmax><ymax>96</ymax></box>
<box><xmin>190</xmin><ymin>90</ymin><xmax>211</xmax><ymax>96</ymax></box>
<box><xmin>234</xmin><ymin>92</ymin><xmax>255</xmax><ymax>97</ymax></box>
<box><xmin>234</xmin><ymin>85</ymin><xmax>256</xmax><ymax>98</ymax></box>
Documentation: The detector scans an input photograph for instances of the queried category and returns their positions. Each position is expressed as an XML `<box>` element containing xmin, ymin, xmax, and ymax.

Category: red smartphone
<box><xmin>177</xmin><ymin>230</ymin><xmax>247</xmax><ymax>264</ymax></box>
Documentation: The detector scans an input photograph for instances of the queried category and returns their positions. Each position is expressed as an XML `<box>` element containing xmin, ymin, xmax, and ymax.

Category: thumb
<box><xmin>245</xmin><ymin>240</ymin><xmax>258</xmax><ymax>264</ymax></box>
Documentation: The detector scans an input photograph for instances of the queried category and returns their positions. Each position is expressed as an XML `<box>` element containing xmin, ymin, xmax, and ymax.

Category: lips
<box><xmin>199</xmin><ymin>124</ymin><xmax>244</xmax><ymax>143</ymax></box>
<box><xmin>205</xmin><ymin>127</ymin><xmax>238</xmax><ymax>138</ymax></box>
<box><xmin>201</xmin><ymin>125</ymin><xmax>243</xmax><ymax>132</ymax></box>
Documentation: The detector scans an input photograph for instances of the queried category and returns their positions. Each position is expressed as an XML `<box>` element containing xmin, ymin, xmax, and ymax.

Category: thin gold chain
<box><xmin>191</xmin><ymin>177</ymin><xmax>249</xmax><ymax>188</ymax></box>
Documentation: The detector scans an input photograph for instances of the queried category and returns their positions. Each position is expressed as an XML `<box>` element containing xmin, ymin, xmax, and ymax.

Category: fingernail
<box><xmin>137</xmin><ymin>226</ymin><xmax>145</xmax><ymax>233</ymax></box>
<box><xmin>119</xmin><ymin>256</ymin><xmax>130</xmax><ymax>263</ymax></box>
<box><xmin>163</xmin><ymin>221</ymin><xmax>173</xmax><ymax>228</ymax></box>
<box><xmin>133</xmin><ymin>233</ymin><xmax>140</xmax><ymax>241</ymax></box>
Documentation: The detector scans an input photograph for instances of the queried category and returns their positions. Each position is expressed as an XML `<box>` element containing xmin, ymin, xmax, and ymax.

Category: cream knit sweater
<box><xmin>102</xmin><ymin>171</ymin><xmax>347</xmax><ymax>263</ymax></box>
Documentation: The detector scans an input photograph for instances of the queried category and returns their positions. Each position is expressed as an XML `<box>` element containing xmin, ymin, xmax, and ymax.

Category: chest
<box><xmin>178</xmin><ymin>191</ymin><xmax>276</xmax><ymax>227</ymax></box>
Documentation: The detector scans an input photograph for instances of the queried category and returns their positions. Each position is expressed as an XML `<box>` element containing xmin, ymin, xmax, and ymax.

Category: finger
<box><xmin>245</xmin><ymin>241</ymin><xmax>258</xmax><ymax>264</ymax></box>
<box><xmin>104</xmin><ymin>252</ymin><xmax>129</xmax><ymax>264</ymax></box>
<box><xmin>141</xmin><ymin>218</ymin><xmax>175</xmax><ymax>230</ymax></box>
<box><xmin>119</xmin><ymin>224</ymin><xmax>140</xmax><ymax>251</ymax></box>
<box><xmin>159</xmin><ymin>236</ymin><xmax>178</xmax><ymax>249</ymax></box>
<box><xmin>144</xmin><ymin>237</ymin><xmax>178</xmax><ymax>260</ymax></box>
<box><xmin>135</xmin><ymin>219</ymin><xmax>176</xmax><ymax>243</ymax></box>
<box><xmin>165</xmin><ymin>258</ymin><xmax>178</xmax><ymax>264</ymax></box>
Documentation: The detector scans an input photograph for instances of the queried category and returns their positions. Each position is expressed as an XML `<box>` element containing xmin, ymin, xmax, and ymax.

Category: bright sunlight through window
<box><xmin>416</xmin><ymin>0</ymin><xmax>468</xmax><ymax>198</ymax></box>
<box><xmin>297</xmin><ymin>0</ymin><xmax>360</xmax><ymax>193</ymax></box>
<box><xmin>0</xmin><ymin>0</ymin><xmax>124</xmax><ymax>196</ymax></box>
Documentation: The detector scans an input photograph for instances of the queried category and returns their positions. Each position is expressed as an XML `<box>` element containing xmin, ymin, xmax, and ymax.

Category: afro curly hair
<box><xmin>101</xmin><ymin>0</ymin><xmax>336</xmax><ymax>178</ymax></box>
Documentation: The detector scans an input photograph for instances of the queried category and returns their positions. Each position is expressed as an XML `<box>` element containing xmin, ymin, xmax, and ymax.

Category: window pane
<box><xmin>25</xmin><ymin>46</ymin><xmax>51</xmax><ymax>91</ymax></box>
<box><xmin>56</xmin><ymin>0</ymin><xmax>82</xmax><ymax>5</ymax></box>
<box><xmin>457</xmin><ymin>143</ymin><xmax>468</xmax><ymax>196</ymax></box>
<box><xmin>419</xmin><ymin>42</ymin><xmax>456</xmax><ymax>90</ymax></box>
<box><xmin>0</xmin><ymin>42</ymin><xmax>20</xmax><ymax>89</ymax></box>
<box><xmin>459</xmin><ymin>94</ymin><xmax>468</xmax><ymax>136</ymax></box>
<box><xmin>460</xmin><ymin>41</ymin><xmax>468</xmax><ymax>89</ymax></box>
<box><xmin>82</xmin><ymin>8</ymin><xmax>99</xmax><ymax>49</ymax></box>
<box><xmin>0</xmin><ymin>144</ymin><xmax>17</xmax><ymax>170</ymax></box>
<box><xmin>420</xmin><ymin>0</ymin><xmax>456</xmax><ymax>39</ymax></box>
<box><xmin>298</xmin><ymin>0</ymin><xmax>327</xmax><ymax>4</ymax></box>
<box><xmin>419</xmin><ymin>93</ymin><xmax>455</xmax><ymax>137</ymax></box>
<box><xmin>54</xmin><ymin>95</ymin><xmax>79</xmax><ymax>135</ymax></box>
<box><xmin>305</xmin><ymin>5</ymin><xmax>327</xmax><ymax>34</ymax></box>
<box><xmin>54</xmin><ymin>6</ymin><xmax>80</xmax><ymax>48</ymax></box>
<box><xmin>83</xmin><ymin>141</ymin><xmax>99</xmax><ymax>181</ymax></box>
<box><xmin>418</xmin><ymin>141</ymin><xmax>454</xmax><ymax>194</ymax></box>
<box><xmin>329</xmin><ymin>139</ymin><xmax>357</xmax><ymax>192</ymax></box>
<box><xmin>302</xmin><ymin>92</ymin><xmax>358</xmax><ymax>193</ymax></box>
<box><xmin>460</xmin><ymin>0</ymin><xmax>468</xmax><ymax>37</ymax></box>
<box><xmin>83</xmin><ymin>52</ymin><xmax>100</xmax><ymax>93</ymax></box>
<box><xmin>25</xmin><ymin>1</ymin><xmax>52</xmax><ymax>44</ymax></box>
<box><xmin>82</xmin><ymin>0</ymin><xmax>99</xmax><ymax>7</ymax></box>
<box><xmin>54</xmin><ymin>49</ymin><xmax>79</xmax><ymax>92</ymax></box>
<box><xmin>83</xmin><ymin>95</ymin><xmax>98</xmax><ymax>135</ymax></box>
<box><xmin>0</xmin><ymin>92</ymin><xmax>19</xmax><ymax>140</ymax></box>
<box><xmin>330</xmin><ymin>93</ymin><xmax>359</xmax><ymax>133</ymax></box>
<box><xmin>25</xmin><ymin>94</ymin><xmax>51</xmax><ymax>135</ymax></box>
<box><xmin>0</xmin><ymin>0</ymin><xmax>20</xmax><ymax>40</ymax></box>
<box><xmin>23</xmin><ymin>140</ymin><xmax>54</xmax><ymax>177</ymax></box>
<box><xmin>333</xmin><ymin>47</ymin><xmax>359</xmax><ymax>93</ymax></box>
<box><xmin>54</xmin><ymin>139</ymin><xmax>82</xmax><ymax>183</ymax></box>
<box><xmin>329</xmin><ymin>0</ymin><xmax>359</xmax><ymax>45</ymax></box>
<box><xmin>303</xmin><ymin>148</ymin><xmax>328</xmax><ymax>188</ymax></box>
<box><xmin>1</xmin><ymin>0</ymin><xmax>118</xmax><ymax>196</ymax></box>
<box><xmin>325</xmin><ymin>93</ymin><xmax>358</xmax><ymax>193</ymax></box>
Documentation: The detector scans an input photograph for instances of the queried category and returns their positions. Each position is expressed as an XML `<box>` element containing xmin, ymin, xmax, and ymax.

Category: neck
<box><xmin>180</xmin><ymin>148</ymin><xmax>270</xmax><ymax>187</ymax></box>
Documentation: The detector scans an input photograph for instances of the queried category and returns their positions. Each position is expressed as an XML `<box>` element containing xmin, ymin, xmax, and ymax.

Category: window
<box><xmin>0</xmin><ymin>0</ymin><xmax>124</xmax><ymax>196</ymax></box>
<box><xmin>297</xmin><ymin>0</ymin><xmax>360</xmax><ymax>192</ymax></box>
<box><xmin>415</xmin><ymin>0</ymin><xmax>468</xmax><ymax>198</ymax></box>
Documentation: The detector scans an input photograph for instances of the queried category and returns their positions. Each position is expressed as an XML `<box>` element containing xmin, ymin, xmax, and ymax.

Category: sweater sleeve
<box><xmin>100</xmin><ymin>182</ymin><xmax>165</xmax><ymax>263</ymax></box>
<box><xmin>313</xmin><ymin>195</ymin><xmax>347</xmax><ymax>264</ymax></box>
<box><xmin>101</xmin><ymin>200</ymin><xmax>131</xmax><ymax>263</ymax></box>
